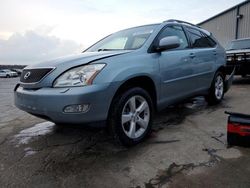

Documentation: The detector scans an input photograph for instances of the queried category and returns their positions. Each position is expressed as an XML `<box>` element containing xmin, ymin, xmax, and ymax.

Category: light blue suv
<box><xmin>15</xmin><ymin>20</ymin><xmax>232</xmax><ymax>146</ymax></box>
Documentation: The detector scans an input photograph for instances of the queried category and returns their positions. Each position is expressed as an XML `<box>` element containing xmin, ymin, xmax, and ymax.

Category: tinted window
<box><xmin>186</xmin><ymin>27</ymin><xmax>216</xmax><ymax>48</ymax></box>
<box><xmin>157</xmin><ymin>25</ymin><xmax>188</xmax><ymax>50</ymax></box>
<box><xmin>205</xmin><ymin>35</ymin><xmax>217</xmax><ymax>47</ymax></box>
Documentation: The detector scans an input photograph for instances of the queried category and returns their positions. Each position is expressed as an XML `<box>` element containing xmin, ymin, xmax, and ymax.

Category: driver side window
<box><xmin>157</xmin><ymin>25</ymin><xmax>189</xmax><ymax>50</ymax></box>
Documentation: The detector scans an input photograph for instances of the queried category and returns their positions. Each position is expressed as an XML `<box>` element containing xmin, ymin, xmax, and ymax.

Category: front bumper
<box><xmin>14</xmin><ymin>84</ymin><xmax>114</xmax><ymax>124</ymax></box>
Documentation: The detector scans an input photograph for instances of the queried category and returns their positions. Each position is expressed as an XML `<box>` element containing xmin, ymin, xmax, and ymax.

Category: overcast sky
<box><xmin>0</xmin><ymin>0</ymin><xmax>245</xmax><ymax>65</ymax></box>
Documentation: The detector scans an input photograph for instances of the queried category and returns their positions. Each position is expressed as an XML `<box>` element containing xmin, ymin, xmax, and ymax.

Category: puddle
<box><xmin>13</xmin><ymin>121</ymin><xmax>55</xmax><ymax>146</ymax></box>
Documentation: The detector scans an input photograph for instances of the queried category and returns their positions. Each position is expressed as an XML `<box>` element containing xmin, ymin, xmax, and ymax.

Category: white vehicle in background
<box><xmin>0</xmin><ymin>69</ymin><xmax>18</xmax><ymax>78</ymax></box>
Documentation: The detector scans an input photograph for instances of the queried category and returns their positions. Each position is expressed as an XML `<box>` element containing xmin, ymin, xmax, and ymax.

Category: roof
<box><xmin>164</xmin><ymin>19</ymin><xmax>199</xmax><ymax>27</ymax></box>
<box><xmin>198</xmin><ymin>0</ymin><xmax>250</xmax><ymax>25</ymax></box>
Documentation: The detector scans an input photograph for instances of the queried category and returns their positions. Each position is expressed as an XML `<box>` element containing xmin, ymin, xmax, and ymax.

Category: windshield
<box><xmin>85</xmin><ymin>24</ymin><xmax>159</xmax><ymax>52</ymax></box>
<box><xmin>226</xmin><ymin>39</ymin><xmax>250</xmax><ymax>50</ymax></box>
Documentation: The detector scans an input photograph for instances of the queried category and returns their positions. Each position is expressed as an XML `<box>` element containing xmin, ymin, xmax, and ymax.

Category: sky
<box><xmin>0</xmin><ymin>0</ymin><xmax>246</xmax><ymax>65</ymax></box>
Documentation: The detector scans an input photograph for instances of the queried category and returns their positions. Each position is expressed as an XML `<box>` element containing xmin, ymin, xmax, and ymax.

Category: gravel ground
<box><xmin>0</xmin><ymin>77</ymin><xmax>250</xmax><ymax>188</ymax></box>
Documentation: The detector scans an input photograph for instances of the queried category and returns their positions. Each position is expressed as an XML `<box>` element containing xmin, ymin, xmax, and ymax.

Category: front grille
<box><xmin>227</xmin><ymin>52</ymin><xmax>250</xmax><ymax>64</ymax></box>
<box><xmin>20</xmin><ymin>68</ymin><xmax>54</xmax><ymax>83</ymax></box>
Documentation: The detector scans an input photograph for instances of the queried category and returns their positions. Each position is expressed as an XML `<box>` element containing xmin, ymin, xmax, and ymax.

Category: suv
<box><xmin>15</xmin><ymin>20</ymin><xmax>232</xmax><ymax>146</ymax></box>
<box><xmin>226</xmin><ymin>38</ymin><xmax>250</xmax><ymax>77</ymax></box>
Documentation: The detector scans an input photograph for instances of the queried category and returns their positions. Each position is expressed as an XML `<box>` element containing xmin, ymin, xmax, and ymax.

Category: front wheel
<box><xmin>108</xmin><ymin>87</ymin><xmax>153</xmax><ymax>146</ymax></box>
<box><xmin>205</xmin><ymin>72</ymin><xmax>225</xmax><ymax>105</ymax></box>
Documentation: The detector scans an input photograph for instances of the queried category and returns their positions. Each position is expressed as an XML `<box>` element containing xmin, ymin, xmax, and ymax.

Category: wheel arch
<box><xmin>216</xmin><ymin>66</ymin><xmax>226</xmax><ymax>78</ymax></box>
<box><xmin>108</xmin><ymin>76</ymin><xmax>158</xmax><ymax>116</ymax></box>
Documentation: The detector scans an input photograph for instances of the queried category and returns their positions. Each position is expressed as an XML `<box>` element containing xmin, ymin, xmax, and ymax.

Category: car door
<box><xmin>156</xmin><ymin>25</ymin><xmax>196</xmax><ymax>105</ymax></box>
<box><xmin>184</xmin><ymin>26</ymin><xmax>216</xmax><ymax>91</ymax></box>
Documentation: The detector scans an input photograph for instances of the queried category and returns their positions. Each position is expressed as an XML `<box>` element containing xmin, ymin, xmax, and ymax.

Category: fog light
<box><xmin>63</xmin><ymin>104</ymin><xmax>90</xmax><ymax>113</ymax></box>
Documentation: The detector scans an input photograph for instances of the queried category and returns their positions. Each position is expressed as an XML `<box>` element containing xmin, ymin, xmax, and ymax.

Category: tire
<box><xmin>108</xmin><ymin>87</ymin><xmax>154</xmax><ymax>146</ymax></box>
<box><xmin>205</xmin><ymin>72</ymin><xmax>225</xmax><ymax>105</ymax></box>
<box><xmin>6</xmin><ymin>75</ymin><xmax>10</xmax><ymax>78</ymax></box>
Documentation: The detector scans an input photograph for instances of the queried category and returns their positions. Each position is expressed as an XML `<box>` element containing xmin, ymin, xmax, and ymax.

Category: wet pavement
<box><xmin>0</xmin><ymin>77</ymin><xmax>250</xmax><ymax>187</ymax></box>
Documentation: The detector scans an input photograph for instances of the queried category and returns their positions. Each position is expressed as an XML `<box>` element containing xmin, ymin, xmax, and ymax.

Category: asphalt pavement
<box><xmin>0</xmin><ymin>77</ymin><xmax>250</xmax><ymax>188</ymax></box>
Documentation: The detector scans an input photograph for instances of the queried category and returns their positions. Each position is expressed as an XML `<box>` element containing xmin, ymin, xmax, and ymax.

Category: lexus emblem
<box><xmin>24</xmin><ymin>72</ymin><xmax>31</xmax><ymax>80</ymax></box>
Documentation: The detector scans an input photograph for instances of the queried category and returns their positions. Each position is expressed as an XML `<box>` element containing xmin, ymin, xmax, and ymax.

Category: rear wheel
<box><xmin>6</xmin><ymin>75</ymin><xmax>10</xmax><ymax>78</ymax></box>
<box><xmin>108</xmin><ymin>87</ymin><xmax>153</xmax><ymax>146</ymax></box>
<box><xmin>205</xmin><ymin>72</ymin><xmax>225</xmax><ymax>105</ymax></box>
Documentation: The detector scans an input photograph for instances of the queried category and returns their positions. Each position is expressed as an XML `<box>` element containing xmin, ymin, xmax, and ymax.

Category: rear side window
<box><xmin>186</xmin><ymin>27</ymin><xmax>216</xmax><ymax>48</ymax></box>
<box><xmin>156</xmin><ymin>25</ymin><xmax>189</xmax><ymax>50</ymax></box>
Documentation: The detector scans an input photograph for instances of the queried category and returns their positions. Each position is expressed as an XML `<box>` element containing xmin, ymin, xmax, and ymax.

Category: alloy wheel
<box><xmin>215</xmin><ymin>75</ymin><xmax>224</xmax><ymax>100</ymax></box>
<box><xmin>121</xmin><ymin>95</ymin><xmax>150</xmax><ymax>139</ymax></box>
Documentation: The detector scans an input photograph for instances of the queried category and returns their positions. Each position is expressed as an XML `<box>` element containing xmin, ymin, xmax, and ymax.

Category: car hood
<box><xmin>226</xmin><ymin>49</ymin><xmax>250</xmax><ymax>54</ymax></box>
<box><xmin>20</xmin><ymin>50</ymin><xmax>132</xmax><ymax>88</ymax></box>
<box><xmin>27</xmin><ymin>51</ymin><xmax>131</xmax><ymax>70</ymax></box>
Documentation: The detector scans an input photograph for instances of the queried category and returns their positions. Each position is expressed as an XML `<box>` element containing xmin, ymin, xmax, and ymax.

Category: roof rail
<box><xmin>164</xmin><ymin>19</ymin><xmax>200</xmax><ymax>28</ymax></box>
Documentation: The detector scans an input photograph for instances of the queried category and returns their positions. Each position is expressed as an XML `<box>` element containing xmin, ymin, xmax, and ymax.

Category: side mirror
<box><xmin>156</xmin><ymin>36</ymin><xmax>181</xmax><ymax>52</ymax></box>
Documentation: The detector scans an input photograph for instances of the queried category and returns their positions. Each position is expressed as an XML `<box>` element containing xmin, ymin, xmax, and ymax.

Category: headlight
<box><xmin>53</xmin><ymin>64</ymin><xmax>106</xmax><ymax>87</ymax></box>
<box><xmin>227</xmin><ymin>56</ymin><xmax>234</xmax><ymax>62</ymax></box>
<box><xmin>237</xmin><ymin>56</ymin><xmax>244</xmax><ymax>61</ymax></box>
<box><xmin>246</xmin><ymin>53</ymin><xmax>250</xmax><ymax>60</ymax></box>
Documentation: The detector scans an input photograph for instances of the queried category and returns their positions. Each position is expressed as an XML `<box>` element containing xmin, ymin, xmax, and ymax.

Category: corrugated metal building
<box><xmin>198</xmin><ymin>0</ymin><xmax>250</xmax><ymax>47</ymax></box>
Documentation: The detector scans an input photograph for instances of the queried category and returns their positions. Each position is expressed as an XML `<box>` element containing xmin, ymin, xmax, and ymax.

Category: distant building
<box><xmin>198</xmin><ymin>0</ymin><xmax>250</xmax><ymax>47</ymax></box>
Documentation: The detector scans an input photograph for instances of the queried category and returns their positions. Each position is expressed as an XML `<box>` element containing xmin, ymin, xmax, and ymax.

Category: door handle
<box><xmin>213</xmin><ymin>50</ymin><xmax>217</xmax><ymax>55</ymax></box>
<box><xmin>189</xmin><ymin>53</ymin><xmax>195</xmax><ymax>58</ymax></box>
